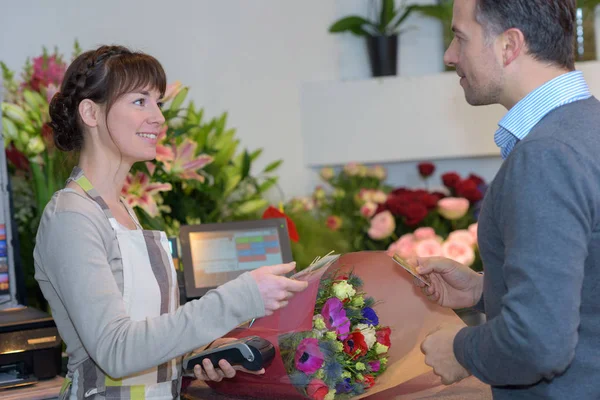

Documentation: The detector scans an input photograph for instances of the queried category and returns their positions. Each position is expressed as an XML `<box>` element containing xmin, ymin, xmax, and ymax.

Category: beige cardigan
<box><xmin>33</xmin><ymin>189</ymin><xmax>265</xmax><ymax>379</ymax></box>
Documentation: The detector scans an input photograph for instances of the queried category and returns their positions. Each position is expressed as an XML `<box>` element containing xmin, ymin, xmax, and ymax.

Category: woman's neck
<box><xmin>77</xmin><ymin>151</ymin><xmax>133</xmax><ymax>204</ymax></box>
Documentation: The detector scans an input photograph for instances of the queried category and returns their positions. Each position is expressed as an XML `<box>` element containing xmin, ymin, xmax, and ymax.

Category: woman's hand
<box><xmin>192</xmin><ymin>338</ymin><xmax>265</xmax><ymax>382</ymax></box>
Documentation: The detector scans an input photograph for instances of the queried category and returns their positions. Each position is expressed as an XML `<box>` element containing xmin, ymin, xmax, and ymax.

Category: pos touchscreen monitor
<box><xmin>179</xmin><ymin>218</ymin><xmax>293</xmax><ymax>298</ymax></box>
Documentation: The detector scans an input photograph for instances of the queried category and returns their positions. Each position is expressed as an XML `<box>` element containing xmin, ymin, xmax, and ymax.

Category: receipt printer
<box><xmin>0</xmin><ymin>306</ymin><xmax>62</xmax><ymax>389</ymax></box>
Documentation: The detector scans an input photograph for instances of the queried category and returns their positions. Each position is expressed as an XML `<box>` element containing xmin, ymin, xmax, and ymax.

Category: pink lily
<box><xmin>157</xmin><ymin>138</ymin><xmax>213</xmax><ymax>182</ymax></box>
<box><xmin>121</xmin><ymin>171</ymin><xmax>172</xmax><ymax>217</ymax></box>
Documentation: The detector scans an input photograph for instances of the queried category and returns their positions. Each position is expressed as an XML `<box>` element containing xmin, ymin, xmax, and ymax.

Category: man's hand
<box><xmin>193</xmin><ymin>338</ymin><xmax>265</xmax><ymax>382</ymax></box>
<box><xmin>421</xmin><ymin>324</ymin><xmax>471</xmax><ymax>385</ymax></box>
<box><xmin>413</xmin><ymin>257</ymin><xmax>483</xmax><ymax>309</ymax></box>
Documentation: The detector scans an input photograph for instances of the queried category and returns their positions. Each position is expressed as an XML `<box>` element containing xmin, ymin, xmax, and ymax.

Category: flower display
<box><xmin>279</xmin><ymin>269</ymin><xmax>391</xmax><ymax>398</ymax></box>
<box><xmin>387</xmin><ymin>223</ymin><xmax>481</xmax><ymax>271</ymax></box>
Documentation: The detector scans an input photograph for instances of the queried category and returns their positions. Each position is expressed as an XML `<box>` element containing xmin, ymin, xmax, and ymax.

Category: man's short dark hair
<box><xmin>476</xmin><ymin>0</ymin><xmax>576</xmax><ymax>70</ymax></box>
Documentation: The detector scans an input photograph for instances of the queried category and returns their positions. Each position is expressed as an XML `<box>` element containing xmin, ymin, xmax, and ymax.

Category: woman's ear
<box><xmin>78</xmin><ymin>99</ymin><xmax>100</xmax><ymax>128</ymax></box>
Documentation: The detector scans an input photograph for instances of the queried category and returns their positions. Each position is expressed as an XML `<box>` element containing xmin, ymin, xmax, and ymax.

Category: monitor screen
<box><xmin>179</xmin><ymin>218</ymin><xmax>293</xmax><ymax>298</ymax></box>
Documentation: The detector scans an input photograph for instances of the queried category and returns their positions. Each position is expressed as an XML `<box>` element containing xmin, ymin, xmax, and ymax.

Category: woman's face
<box><xmin>100</xmin><ymin>87</ymin><xmax>165</xmax><ymax>163</ymax></box>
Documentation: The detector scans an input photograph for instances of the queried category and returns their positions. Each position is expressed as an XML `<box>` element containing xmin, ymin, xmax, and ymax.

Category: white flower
<box><xmin>332</xmin><ymin>281</ymin><xmax>356</xmax><ymax>300</ymax></box>
<box><xmin>354</xmin><ymin>323</ymin><xmax>377</xmax><ymax>349</ymax></box>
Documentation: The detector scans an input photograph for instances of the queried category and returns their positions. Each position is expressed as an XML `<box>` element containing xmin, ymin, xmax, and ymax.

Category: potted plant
<box><xmin>329</xmin><ymin>0</ymin><xmax>420</xmax><ymax>77</ymax></box>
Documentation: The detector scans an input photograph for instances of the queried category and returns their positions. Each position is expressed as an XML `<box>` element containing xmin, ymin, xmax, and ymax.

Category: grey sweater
<box><xmin>34</xmin><ymin>189</ymin><xmax>265</xmax><ymax>379</ymax></box>
<box><xmin>454</xmin><ymin>97</ymin><xmax>600</xmax><ymax>399</ymax></box>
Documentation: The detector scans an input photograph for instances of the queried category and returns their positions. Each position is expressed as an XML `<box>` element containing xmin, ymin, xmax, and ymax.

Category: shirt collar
<box><xmin>497</xmin><ymin>70</ymin><xmax>591</xmax><ymax>142</ymax></box>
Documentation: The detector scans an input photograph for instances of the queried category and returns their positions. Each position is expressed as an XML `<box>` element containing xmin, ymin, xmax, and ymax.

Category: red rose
<box><xmin>418</xmin><ymin>162</ymin><xmax>435</xmax><ymax>178</ymax></box>
<box><xmin>306</xmin><ymin>379</ymin><xmax>329</xmax><ymax>400</ymax></box>
<box><xmin>262</xmin><ymin>206</ymin><xmax>299</xmax><ymax>242</ymax></box>
<box><xmin>455</xmin><ymin>179</ymin><xmax>483</xmax><ymax>203</ymax></box>
<box><xmin>384</xmin><ymin>195</ymin><xmax>404</xmax><ymax>216</ymax></box>
<box><xmin>431</xmin><ymin>191</ymin><xmax>447</xmax><ymax>201</ymax></box>
<box><xmin>376</xmin><ymin>327</ymin><xmax>391</xmax><ymax>347</ymax></box>
<box><xmin>442</xmin><ymin>172</ymin><xmax>461</xmax><ymax>189</ymax></box>
<box><xmin>343</xmin><ymin>332</ymin><xmax>369</xmax><ymax>359</ymax></box>
<box><xmin>403</xmin><ymin>203</ymin><xmax>428</xmax><ymax>226</ymax></box>
<box><xmin>422</xmin><ymin>194</ymin><xmax>439</xmax><ymax>210</ymax></box>
<box><xmin>375</xmin><ymin>203</ymin><xmax>387</xmax><ymax>215</ymax></box>
<box><xmin>468</xmin><ymin>174</ymin><xmax>485</xmax><ymax>186</ymax></box>
<box><xmin>390</xmin><ymin>187</ymin><xmax>410</xmax><ymax>196</ymax></box>
<box><xmin>362</xmin><ymin>374</ymin><xmax>376</xmax><ymax>389</ymax></box>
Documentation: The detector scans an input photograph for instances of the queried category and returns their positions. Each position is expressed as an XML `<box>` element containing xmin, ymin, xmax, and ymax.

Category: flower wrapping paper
<box><xmin>205</xmin><ymin>251</ymin><xmax>466</xmax><ymax>399</ymax></box>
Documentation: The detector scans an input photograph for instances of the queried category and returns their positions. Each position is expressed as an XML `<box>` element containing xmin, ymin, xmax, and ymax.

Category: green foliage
<box><xmin>329</xmin><ymin>0</ymin><xmax>421</xmax><ymax>37</ymax></box>
<box><xmin>287</xmin><ymin>211</ymin><xmax>351</xmax><ymax>271</ymax></box>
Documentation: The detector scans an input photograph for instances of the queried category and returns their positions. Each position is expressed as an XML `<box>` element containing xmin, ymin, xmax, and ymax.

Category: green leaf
<box><xmin>263</xmin><ymin>159</ymin><xmax>283</xmax><ymax>174</ymax></box>
<box><xmin>258</xmin><ymin>177</ymin><xmax>277</xmax><ymax>193</ymax></box>
<box><xmin>169</xmin><ymin>87</ymin><xmax>188</xmax><ymax>111</ymax></box>
<box><xmin>392</xmin><ymin>5</ymin><xmax>420</xmax><ymax>31</ymax></box>
<box><xmin>249</xmin><ymin>148</ymin><xmax>263</xmax><ymax>161</ymax></box>
<box><xmin>380</xmin><ymin>0</ymin><xmax>396</xmax><ymax>30</ymax></box>
<box><xmin>241</xmin><ymin>150</ymin><xmax>251</xmax><ymax>180</ymax></box>
<box><xmin>329</xmin><ymin>16</ymin><xmax>374</xmax><ymax>36</ymax></box>
<box><xmin>236</xmin><ymin>198</ymin><xmax>268</xmax><ymax>215</ymax></box>
<box><xmin>223</xmin><ymin>173</ymin><xmax>242</xmax><ymax>197</ymax></box>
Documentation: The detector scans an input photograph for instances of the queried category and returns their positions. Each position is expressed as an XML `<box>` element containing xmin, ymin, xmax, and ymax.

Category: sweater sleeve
<box><xmin>453</xmin><ymin>139</ymin><xmax>591</xmax><ymax>386</ymax></box>
<box><xmin>35</xmin><ymin>210</ymin><xmax>265</xmax><ymax>379</ymax></box>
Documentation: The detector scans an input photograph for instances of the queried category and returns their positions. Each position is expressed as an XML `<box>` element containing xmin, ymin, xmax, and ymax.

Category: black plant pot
<box><xmin>366</xmin><ymin>35</ymin><xmax>398</xmax><ymax>77</ymax></box>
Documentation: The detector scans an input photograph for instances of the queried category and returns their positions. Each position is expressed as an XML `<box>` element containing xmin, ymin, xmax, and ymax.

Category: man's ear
<box><xmin>500</xmin><ymin>28</ymin><xmax>526</xmax><ymax>66</ymax></box>
<box><xmin>78</xmin><ymin>99</ymin><xmax>100</xmax><ymax>128</ymax></box>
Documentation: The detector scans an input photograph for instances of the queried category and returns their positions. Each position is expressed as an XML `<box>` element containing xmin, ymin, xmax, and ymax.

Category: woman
<box><xmin>34</xmin><ymin>45</ymin><xmax>307</xmax><ymax>399</ymax></box>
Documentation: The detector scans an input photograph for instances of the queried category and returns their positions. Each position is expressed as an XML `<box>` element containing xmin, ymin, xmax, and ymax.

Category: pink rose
<box><xmin>387</xmin><ymin>233</ymin><xmax>416</xmax><ymax>258</ymax></box>
<box><xmin>319</xmin><ymin>167</ymin><xmax>335</xmax><ymax>181</ymax></box>
<box><xmin>344</xmin><ymin>162</ymin><xmax>360</xmax><ymax>176</ymax></box>
<box><xmin>368</xmin><ymin>211</ymin><xmax>396</xmax><ymax>240</ymax></box>
<box><xmin>357</xmin><ymin>188</ymin><xmax>372</xmax><ymax>204</ymax></box>
<box><xmin>326</xmin><ymin>215</ymin><xmax>342</xmax><ymax>231</ymax></box>
<box><xmin>360</xmin><ymin>202</ymin><xmax>377</xmax><ymax>218</ymax></box>
<box><xmin>369</xmin><ymin>165</ymin><xmax>387</xmax><ymax>180</ymax></box>
<box><xmin>414</xmin><ymin>238</ymin><xmax>443</xmax><ymax>258</ymax></box>
<box><xmin>414</xmin><ymin>227</ymin><xmax>436</xmax><ymax>241</ymax></box>
<box><xmin>468</xmin><ymin>223</ymin><xmax>478</xmax><ymax>244</ymax></box>
<box><xmin>442</xmin><ymin>239</ymin><xmax>475</xmax><ymax>266</ymax></box>
<box><xmin>437</xmin><ymin>197</ymin><xmax>470</xmax><ymax>220</ymax></box>
<box><xmin>371</xmin><ymin>190</ymin><xmax>388</xmax><ymax>204</ymax></box>
<box><xmin>448</xmin><ymin>229</ymin><xmax>476</xmax><ymax>247</ymax></box>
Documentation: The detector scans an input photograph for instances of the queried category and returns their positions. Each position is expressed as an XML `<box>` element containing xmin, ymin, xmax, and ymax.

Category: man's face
<box><xmin>444</xmin><ymin>0</ymin><xmax>504</xmax><ymax>106</ymax></box>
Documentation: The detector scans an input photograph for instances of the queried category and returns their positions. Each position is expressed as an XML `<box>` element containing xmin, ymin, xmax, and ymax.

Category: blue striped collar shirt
<box><xmin>494</xmin><ymin>71</ymin><xmax>592</xmax><ymax>159</ymax></box>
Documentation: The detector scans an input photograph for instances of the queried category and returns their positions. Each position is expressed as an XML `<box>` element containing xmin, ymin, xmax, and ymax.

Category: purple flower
<box><xmin>336</xmin><ymin>378</ymin><xmax>352</xmax><ymax>394</ymax></box>
<box><xmin>295</xmin><ymin>338</ymin><xmax>324</xmax><ymax>374</ymax></box>
<box><xmin>368</xmin><ymin>360</ymin><xmax>381</xmax><ymax>372</ymax></box>
<box><xmin>321</xmin><ymin>298</ymin><xmax>351</xmax><ymax>338</ymax></box>
<box><xmin>362</xmin><ymin>307</ymin><xmax>379</xmax><ymax>326</ymax></box>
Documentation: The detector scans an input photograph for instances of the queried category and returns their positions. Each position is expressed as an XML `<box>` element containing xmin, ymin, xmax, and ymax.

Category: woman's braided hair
<box><xmin>49</xmin><ymin>45</ymin><xmax>166</xmax><ymax>152</ymax></box>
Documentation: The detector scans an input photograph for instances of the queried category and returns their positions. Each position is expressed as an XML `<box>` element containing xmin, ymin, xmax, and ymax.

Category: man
<box><xmin>414</xmin><ymin>0</ymin><xmax>600</xmax><ymax>398</ymax></box>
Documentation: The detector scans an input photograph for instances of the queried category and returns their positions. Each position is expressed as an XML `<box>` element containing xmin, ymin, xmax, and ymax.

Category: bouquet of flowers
<box><xmin>195</xmin><ymin>252</ymin><xmax>465</xmax><ymax>400</ymax></box>
<box><xmin>278</xmin><ymin>270</ymin><xmax>391</xmax><ymax>399</ymax></box>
